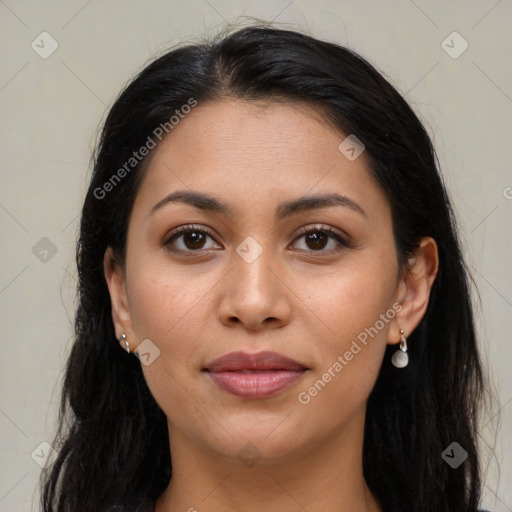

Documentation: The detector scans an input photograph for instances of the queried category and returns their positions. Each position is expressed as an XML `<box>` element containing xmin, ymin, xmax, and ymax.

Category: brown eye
<box><xmin>163</xmin><ymin>225</ymin><xmax>220</xmax><ymax>253</ymax></box>
<box><xmin>304</xmin><ymin>231</ymin><xmax>329</xmax><ymax>250</ymax></box>
<box><xmin>162</xmin><ymin>224</ymin><xmax>351</xmax><ymax>255</ymax></box>
<box><xmin>180</xmin><ymin>231</ymin><xmax>207</xmax><ymax>250</ymax></box>
<box><xmin>292</xmin><ymin>225</ymin><xmax>351</xmax><ymax>253</ymax></box>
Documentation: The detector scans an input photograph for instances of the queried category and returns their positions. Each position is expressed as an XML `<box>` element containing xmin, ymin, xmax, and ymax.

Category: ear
<box><xmin>103</xmin><ymin>246</ymin><xmax>137</xmax><ymax>351</ymax></box>
<box><xmin>387</xmin><ymin>236</ymin><xmax>439</xmax><ymax>345</ymax></box>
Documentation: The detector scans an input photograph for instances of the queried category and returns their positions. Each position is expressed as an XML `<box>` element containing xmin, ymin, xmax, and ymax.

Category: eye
<box><xmin>162</xmin><ymin>225</ymin><xmax>221</xmax><ymax>253</ymax></box>
<box><xmin>291</xmin><ymin>225</ymin><xmax>351</xmax><ymax>253</ymax></box>
<box><xmin>162</xmin><ymin>224</ymin><xmax>352</xmax><ymax>255</ymax></box>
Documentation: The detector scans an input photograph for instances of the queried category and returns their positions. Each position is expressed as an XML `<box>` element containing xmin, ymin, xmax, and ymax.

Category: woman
<box><xmin>40</xmin><ymin>23</ymin><xmax>491</xmax><ymax>512</ymax></box>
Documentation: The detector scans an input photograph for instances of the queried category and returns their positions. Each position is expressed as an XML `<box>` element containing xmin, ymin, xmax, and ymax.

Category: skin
<box><xmin>104</xmin><ymin>98</ymin><xmax>438</xmax><ymax>512</ymax></box>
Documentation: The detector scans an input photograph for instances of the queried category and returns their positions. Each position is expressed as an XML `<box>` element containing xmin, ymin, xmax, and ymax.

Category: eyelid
<box><xmin>293</xmin><ymin>224</ymin><xmax>351</xmax><ymax>243</ymax></box>
<box><xmin>162</xmin><ymin>224</ymin><xmax>219</xmax><ymax>248</ymax></box>
<box><xmin>291</xmin><ymin>224</ymin><xmax>353</xmax><ymax>252</ymax></box>
<box><xmin>162</xmin><ymin>223</ymin><xmax>353</xmax><ymax>254</ymax></box>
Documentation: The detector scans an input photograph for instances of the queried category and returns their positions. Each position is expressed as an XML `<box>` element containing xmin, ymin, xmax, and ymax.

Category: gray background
<box><xmin>0</xmin><ymin>0</ymin><xmax>510</xmax><ymax>510</ymax></box>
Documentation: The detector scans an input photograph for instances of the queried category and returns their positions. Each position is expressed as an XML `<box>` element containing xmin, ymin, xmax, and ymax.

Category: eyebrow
<box><xmin>149</xmin><ymin>190</ymin><xmax>367</xmax><ymax>219</ymax></box>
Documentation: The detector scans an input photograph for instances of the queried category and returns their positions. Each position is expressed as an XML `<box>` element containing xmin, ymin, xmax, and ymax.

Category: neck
<box><xmin>155</xmin><ymin>411</ymin><xmax>382</xmax><ymax>512</ymax></box>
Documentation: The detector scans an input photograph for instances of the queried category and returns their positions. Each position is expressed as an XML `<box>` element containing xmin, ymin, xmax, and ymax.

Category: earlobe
<box><xmin>103</xmin><ymin>247</ymin><xmax>135</xmax><ymax>346</ymax></box>
<box><xmin>387</xmin><ymin>236</ymin><xmax>439</xmax><ymax>345</ymax></box>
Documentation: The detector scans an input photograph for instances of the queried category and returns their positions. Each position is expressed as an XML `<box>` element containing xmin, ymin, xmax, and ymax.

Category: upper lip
<box><xmin>204</xmin><ymin>351</ymin><xmax>308</xmax><ymax>372</ymax></box>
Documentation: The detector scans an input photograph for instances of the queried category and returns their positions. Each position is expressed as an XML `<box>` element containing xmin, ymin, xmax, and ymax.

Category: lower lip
<box><xmin>206</xmin><ymin>370</ymin><xmax>306</xmax><ymax>399</ymax></box>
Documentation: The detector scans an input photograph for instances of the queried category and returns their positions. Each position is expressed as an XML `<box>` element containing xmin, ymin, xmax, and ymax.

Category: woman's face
<box><xmin>108</xmin><ymin>98</ymin><xmax>408</xmax><ymax>464</ymax></box>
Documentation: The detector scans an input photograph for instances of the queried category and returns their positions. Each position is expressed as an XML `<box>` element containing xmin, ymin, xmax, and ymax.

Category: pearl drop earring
<box><xmin>120</xmin><ymin>333</ymin><xmax>130</xmax><ymax>353</ymax></box>
<box><xmin>391</xmin><ymin>329</ymin><xmax>408</xmax><ymax>368</ymax></box>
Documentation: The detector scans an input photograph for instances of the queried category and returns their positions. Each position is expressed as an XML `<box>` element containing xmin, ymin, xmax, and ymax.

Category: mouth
<box><xmin>203</xmin><ymin>350</ymin><xmax>309</xmax><ymax>399</ymax></box>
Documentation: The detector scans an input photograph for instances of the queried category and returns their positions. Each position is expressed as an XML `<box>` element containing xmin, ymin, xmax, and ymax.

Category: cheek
<box><xmin>127</xmin><ymin>260</ymin><xmax>211</xmax><ymax>422</ymax></box>
<box><xmin>128</xmin><ymin>256</ymin><xmax>214</xmax><ymax>341</ymax></box>
<box><xmin>303</xmin><ymin>255</ymin><xmax>397</xmax><ymax>344</ymax></box>
<box><xmin>298</xmin><ymin>252</ymin><xmax>398</xmax><ymax>391</ymax></box>
<box><xmin>126</xmin><ymin>258</ymin><xmax>216</xmax><ymax>407</ymax></box>
<box><xmin>294</xmin><ymin>278</ymin><xmax>394</xmax><ymax>431</ymax></box>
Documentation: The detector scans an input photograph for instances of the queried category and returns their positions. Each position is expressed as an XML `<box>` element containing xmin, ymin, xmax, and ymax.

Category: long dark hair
<box><xmin>40</xmin><ymin>22</ymin><xmax>490</xmax><ymax>512</ymax></box>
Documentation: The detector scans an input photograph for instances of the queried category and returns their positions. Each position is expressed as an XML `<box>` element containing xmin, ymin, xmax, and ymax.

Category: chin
<box><xmin>203</xmin><ymin>419</ymin><xmax>311</xmax><ymax>465</ymax></box>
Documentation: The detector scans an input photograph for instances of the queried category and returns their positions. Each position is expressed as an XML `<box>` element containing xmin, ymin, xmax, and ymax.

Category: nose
<box><xmin>217</xmin><ymin>244</ymin><xmax>292</xmax><ymax>332</ymax></box>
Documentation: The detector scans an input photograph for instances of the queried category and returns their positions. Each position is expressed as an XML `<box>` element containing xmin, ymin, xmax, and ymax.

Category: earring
<box><xmin>120</xmin><ymin>333</ymin><xmax>130</xmax><ymax>353</ymax></box>
<box><xmin>391</xmin><ymin>329</ymin><xmax>408</xmax><ymax>368</ymax></box>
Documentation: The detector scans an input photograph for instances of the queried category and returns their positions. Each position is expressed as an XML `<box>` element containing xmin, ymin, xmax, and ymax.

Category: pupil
<box><xmin>186</xmin><ymin>232</ymin><xmax>204</xmax><ymax>249</ymax></box>
<box><xmin>307</xmin><ymin>232</ymin><xmax>326</xmax><ymax>250</ymax></box>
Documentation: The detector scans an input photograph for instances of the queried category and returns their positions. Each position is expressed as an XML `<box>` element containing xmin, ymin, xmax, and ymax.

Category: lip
<box><xmin>204</xmin><ymin>351</ymin><xmax>308</xmax><ymax>399</ymax></box>
<box><xmin>205</xmin><ymin>350</ymin><xmax>307</xmax><ymax>372</ymax></box>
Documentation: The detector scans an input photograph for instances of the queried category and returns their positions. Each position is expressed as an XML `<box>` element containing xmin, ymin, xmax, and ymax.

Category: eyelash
<box><xmin>162</xmin><ymin>224</ymin><xmax>352</xmax><ymax>255</ymax></box>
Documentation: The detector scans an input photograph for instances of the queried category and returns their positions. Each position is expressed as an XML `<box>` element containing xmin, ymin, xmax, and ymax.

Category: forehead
<box><xmin>157</xmin><ymin>98</ymin><xmax>342</xmax><ymax>164</ymax></box>
<box><xmin>132</xmin><ymin>98</ymin><xmax>388</xmax><ymax>220</ymax></box>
